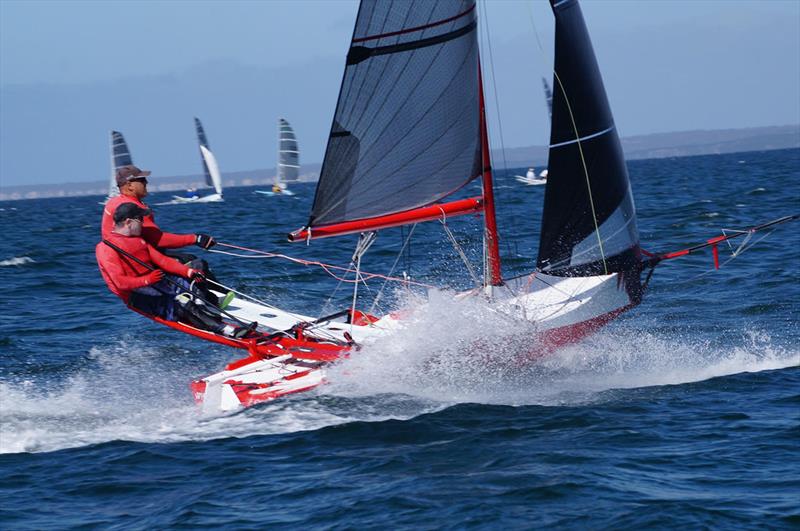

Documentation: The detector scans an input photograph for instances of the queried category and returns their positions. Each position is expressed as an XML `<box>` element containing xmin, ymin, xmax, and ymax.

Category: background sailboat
<box><xmin>171</xmin><ymin>117</ymin><xmax>224</xmax><ymax>203</ymax></box>
<box><xmin>515</xmin><ymin>78</ymin><xmax>553</xmax><ymax>185</ymax></box>
<box><xmin>256</xmin><ymin>118</ymin><xmax>298</xmax><ymax>196</ymax></box>
<box><xmin>100</xmin><ymin>130</ymin><xmax>133</xmax><ymax>204</ymax></box>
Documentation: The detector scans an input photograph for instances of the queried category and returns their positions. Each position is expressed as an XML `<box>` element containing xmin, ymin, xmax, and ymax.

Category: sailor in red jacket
<box><xmin>97</xmin><ymin>203</ymin><xmax>251</xmax><ymax>338</ymax></box>
<box><xmin>103</xmin><ymin>164</ymin><xmax>221</xmax><ymax>303</ymax></box>
<box><xmin>101</xmin><ymin>165</ymin><xmax>215</xmax><ymax>250</ymax></box>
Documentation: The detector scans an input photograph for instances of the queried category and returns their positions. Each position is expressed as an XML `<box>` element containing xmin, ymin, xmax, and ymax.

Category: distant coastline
<box><xmin>1</xmin><ymin>124</ymin><xmax>797</xmax><ymax>201</ymax></box>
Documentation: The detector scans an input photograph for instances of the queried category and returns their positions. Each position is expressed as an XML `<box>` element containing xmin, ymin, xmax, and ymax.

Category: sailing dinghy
<box><xmin>172</xmin><ymin>117</ymin><xmax>224</xmax><ymax>203</ymax></box>
<box><xmin>256</xmin><ymin>118</ymin><xmax>299</xmax><ymax>196</ymax></box>
<box><xmin>193</xmin><ymin>0</ymin><xmax>642</xmax><ymax>412</ymax></box>
<box><xmin>515</xmin><ymin>78</ymin><xmax>553</xmax><ymax>185</ymax></box>
<box><xmin>178</xmin><ymin>0</ymin><xmax>796</xmax><ymax>413</ymax></box>
<box><xmin>515</xmin><ymin>167</ymin><xmax>547</xmax><ymax>186</ymax></box>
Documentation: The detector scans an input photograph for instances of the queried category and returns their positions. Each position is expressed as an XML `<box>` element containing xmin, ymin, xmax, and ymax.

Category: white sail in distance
<box><xmin>199</xmin><ymin>145</ymin><xmax>223</xmax><ymax>196</ymax></box>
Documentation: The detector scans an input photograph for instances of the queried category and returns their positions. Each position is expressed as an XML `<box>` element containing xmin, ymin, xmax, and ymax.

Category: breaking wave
<box><xmin>0</xmin><ymin>256</ymin><xmax>34</xmax><ymax>267</ymax></box>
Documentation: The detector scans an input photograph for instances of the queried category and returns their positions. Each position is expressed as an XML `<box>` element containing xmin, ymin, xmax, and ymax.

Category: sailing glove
<box><xmin>195</xmin><ymin>233</ymin><xmax>216</xmax><ymax>250</ymax></box>
<box><xmin>144</xmin><ymin>270</ymin><xmax>164</xmax><ymax>285</ymax></box>
<box><xmin>187</xmin><ymin>269</ymin><xmax>206</xmax><ymax>283</ymax></box>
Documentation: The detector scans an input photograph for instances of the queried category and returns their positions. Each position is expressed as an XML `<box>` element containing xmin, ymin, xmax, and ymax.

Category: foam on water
<box><xmin>0</xmin><ymin>256</ymin><xmax>34</xmax><ymax>267</ymax></box>
<box><xmin>324</xmin><ymin>292</ymin><xmax>799</xmax><ymax>405</ymax></box>
<box><xmin>0</xmin><ymin>337</ymin><xmax>443</xmax><ymax>455</ymax></box>
<box><xmin>2</xmin><ymin>294</ymin><xmax>797</xmax><ymax>455</ymax></box>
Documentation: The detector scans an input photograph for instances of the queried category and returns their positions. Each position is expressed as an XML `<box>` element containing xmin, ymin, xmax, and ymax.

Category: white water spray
<box><xmin>2</xmin><ymin>297</ymin><xmax>796</xmax><ymax>454</ymax></box>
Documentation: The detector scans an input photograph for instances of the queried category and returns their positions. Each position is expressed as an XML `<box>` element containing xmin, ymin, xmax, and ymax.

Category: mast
<box><xmin>478</xmin><ymin>66</ymin><xmax>502</xmax><ymax>286</ymax></box>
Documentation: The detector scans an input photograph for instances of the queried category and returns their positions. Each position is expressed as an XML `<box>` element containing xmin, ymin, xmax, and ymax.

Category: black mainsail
<box><xmin>108</xmin><ymin>131</ymin><xmax>133</xmax><ymax>199</ymax></box>
<box><xmin>300</xmin><ymin>0</ymin><xmax>483</xmax><ymax>234</ymax></box>
<box><xmin>194</xmin><ymin>117</ymin><xmax>214</xmax><ymax>189</ymax></box>
<box><xmin>277</xmin><ymin>118</ymin><xmax>300</xmax><ymax>184</ymax></box>
<box><xmin>537</xmin><ymin>0</ymin><xmax>640</xmax><ymax>278</ymax></box>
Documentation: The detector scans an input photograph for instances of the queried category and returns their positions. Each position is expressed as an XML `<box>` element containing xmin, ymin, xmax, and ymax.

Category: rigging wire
<box><xmin>647</xmin><ymin>225</ymin><xmax>784</xmax><ymax>289</ymax></box>
<box><xmin>478</xmin><ymin>0</ymin><xmax>511</xmax><ymax>180</ymax></box>
<box><xmin>210</xmin><ymin>243</ymin><xmax>435</xmax><ymax>288</ymax></box>
<box><xmin>440</xmin><ymin>216</ymin><xmax>483</xmax><ymax>288</ymax></box>
<box><xmin>368</xmin><ymin>223</ymin><xmax>419</xmax><ymax>316</ymax></box>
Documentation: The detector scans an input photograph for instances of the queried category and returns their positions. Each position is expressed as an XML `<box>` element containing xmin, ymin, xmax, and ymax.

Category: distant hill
<box><xmin>500</xmin><ymin>124</ymin><xmax>800</xmax><ymax>168</ymax></box>
<box><xmin>1</xmin><ymin>125</ymin><xmax>797</xmax><ymax>201</ymax></box>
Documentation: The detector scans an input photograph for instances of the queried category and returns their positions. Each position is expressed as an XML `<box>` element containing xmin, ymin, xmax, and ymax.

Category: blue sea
<box><xmin>1</xmin><ymin>148</ymin><xmax>798</xmax><ymax>529</ymax></box>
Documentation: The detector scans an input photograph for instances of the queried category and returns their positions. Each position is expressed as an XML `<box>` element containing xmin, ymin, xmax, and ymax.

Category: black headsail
<box><xmin>194</xmin><ymin>117</ymin><xmax>214</xmax><ymax>188</ymax></box>
<box><xmin>305</xmin><ymin>0</ymin><xmax>481</xmax><ymax>231</ymax></box>
<box><xmin>537</xmin><ymin>0</ymin><xmax>640</xmax><ymax>278</ymax></box>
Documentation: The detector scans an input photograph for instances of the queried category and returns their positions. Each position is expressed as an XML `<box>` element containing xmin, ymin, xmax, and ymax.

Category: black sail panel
<box><xmin>537</xmin><ymin>0</ymin><xmax>639</xmax><ymax>276</ymax></box>
<box><xmin>111</xmin><ymin>131</ymin><xmax>132</xmax><ymax>171</ymax></box>
<box><xmin>541</xmin><ymin>77</ymin><xmax>553</xmax><ymax>119</ymax></box>
<box><xmin>194</xmin><ymin>117</ymin><xmax>213</xmax><ymax>188</ymax></box>
<box><xmin>308</xmin><ymin>0</ymin><xmax>481</xmax><ymax>229</ymax></box>
<box><xmin>278</xmin><ymin>118</ymin><xmax>300</xmax><ymax>183</ymax></box>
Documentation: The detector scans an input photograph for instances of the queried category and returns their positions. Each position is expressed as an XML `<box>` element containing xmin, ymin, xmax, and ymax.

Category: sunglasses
<box><xmin>129</xmin><ymin>177</ymin><xmax>148</xmax><ymax>184</ymax></box>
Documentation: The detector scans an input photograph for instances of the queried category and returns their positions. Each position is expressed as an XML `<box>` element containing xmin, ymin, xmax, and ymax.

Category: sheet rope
<box><xmin>209</xmin><ymin>242</ymin><xmax>436</xmax><ymax>289</ymax></box>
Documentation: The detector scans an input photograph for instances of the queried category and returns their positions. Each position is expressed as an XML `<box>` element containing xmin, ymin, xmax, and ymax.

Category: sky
<box><xmin>1</xmin><ymin>0</ymin><xmax>798</xmax><ymax>187</ymax></box>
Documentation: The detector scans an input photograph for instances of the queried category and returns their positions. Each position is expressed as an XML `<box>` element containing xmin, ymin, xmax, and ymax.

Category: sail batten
<box><xmin>302</xmin><ymin>0</ymin><xmax>482</xmax><ymax>235</ymax></box>
<box><xmin>352</xmin><ymin>3</ymin><xmax>475</xmax><ymax>43</ymax></box>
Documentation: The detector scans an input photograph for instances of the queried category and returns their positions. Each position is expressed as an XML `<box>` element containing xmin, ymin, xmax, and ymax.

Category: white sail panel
<box><xmin>199</xmin><ymin>145</ymin><xmax>223</xmax><ymax>195</ymax></box>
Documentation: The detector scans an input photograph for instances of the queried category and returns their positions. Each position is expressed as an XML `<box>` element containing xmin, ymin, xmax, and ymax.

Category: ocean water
<box><xmin>1</xmin><ymin>148</ymin><xmax>798</xmax><ymax>529</ymax></box>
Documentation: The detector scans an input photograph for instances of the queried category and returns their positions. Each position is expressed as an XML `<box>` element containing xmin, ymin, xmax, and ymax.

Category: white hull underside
<box><xmin>494</xmin><ymin>270</ymin><xmax>632</xmax><ymax>331</ymax></box>
<box><xmin>515</xmin><ymin>175</ymin><xmax>547</xmax><ymax>186</ymax></box>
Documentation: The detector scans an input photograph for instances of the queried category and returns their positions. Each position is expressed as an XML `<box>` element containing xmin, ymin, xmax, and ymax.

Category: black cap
<box><xmin>113</xmin><ymin>202</ymin><xmax>151</xmax><ymax>223</ymax></box>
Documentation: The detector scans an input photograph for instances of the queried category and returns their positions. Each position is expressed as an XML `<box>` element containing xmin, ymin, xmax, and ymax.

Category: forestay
<box><xmin>537</xmin><ymin>0</ymin><xmax>640</xmax><ymax>277</ymax></box>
